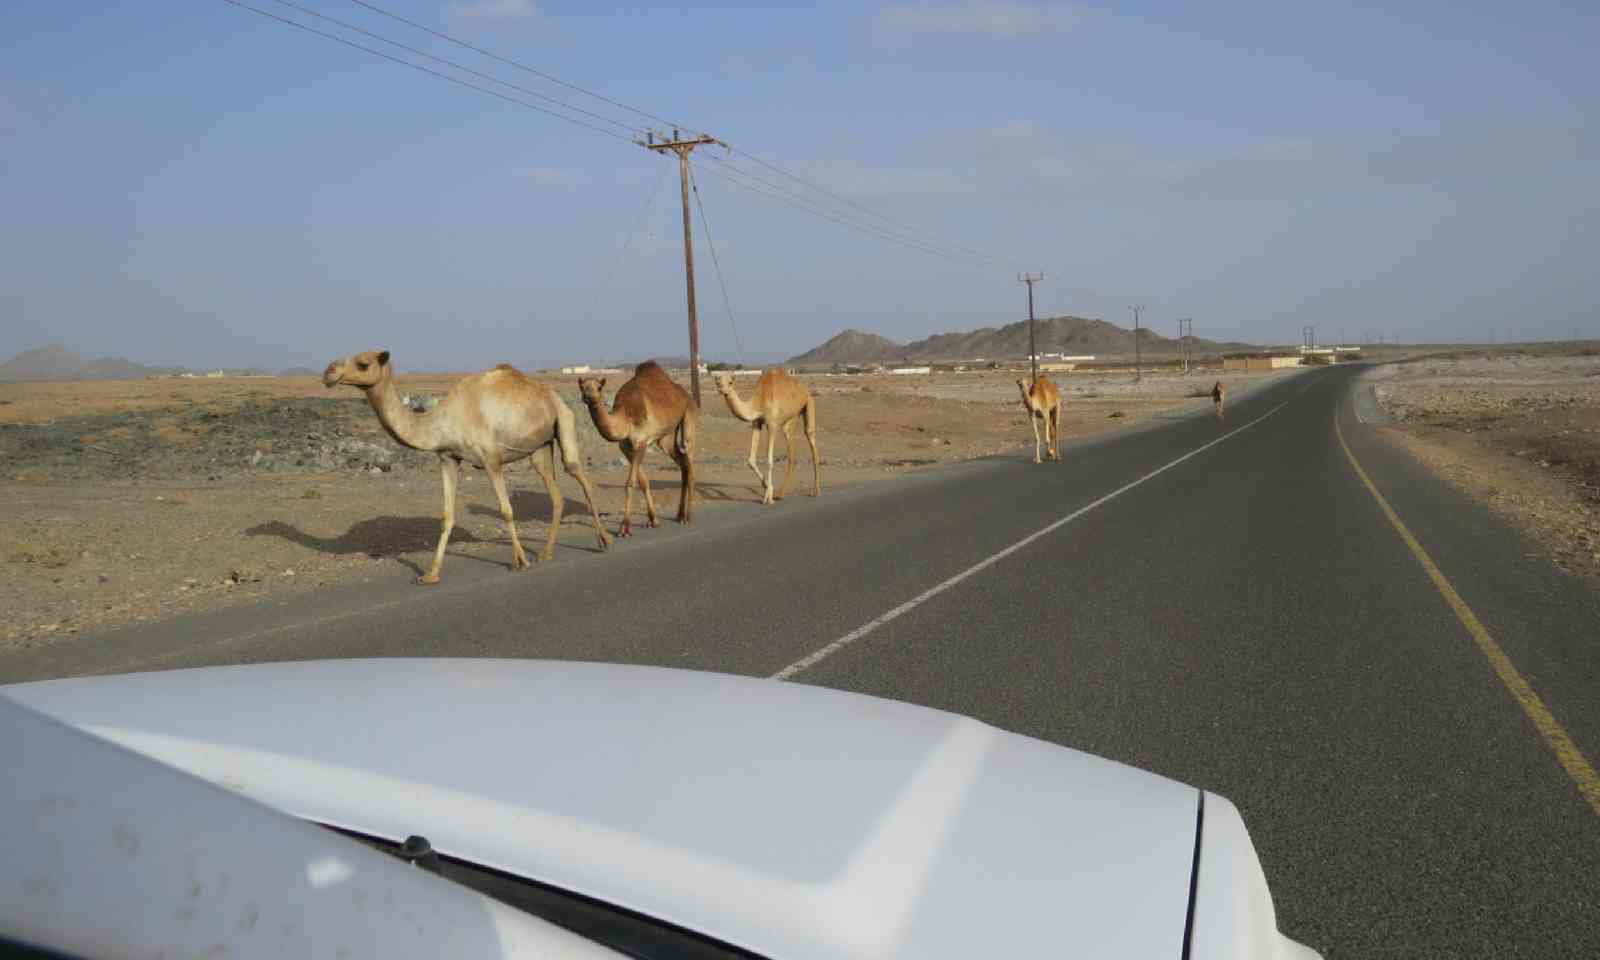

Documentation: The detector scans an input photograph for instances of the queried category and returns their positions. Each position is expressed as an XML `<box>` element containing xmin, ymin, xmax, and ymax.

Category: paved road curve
<box><xmin>5</xmin><ymin>364</ymin><xmax>1599</xmax><ymax>957</ymax></box>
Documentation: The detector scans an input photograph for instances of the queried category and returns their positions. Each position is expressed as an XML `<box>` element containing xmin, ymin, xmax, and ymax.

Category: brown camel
<box><xmin>578</xmin><ymin>361</ymin><xmax>697</xmax><ymax>536</ymax></box>
<box><xmin>323</xmin><ymin>350</ymin><xmax>610</xmax><ymax>584</ymax></box>
<box><xmin>1212</xmin><ymin>380</ymin><xmax>1227</xmax><ymax>419</ymax></box>
<box><xmin>713</xmin><ymin>369</ymin><xmax>820</xmax><ymax>505</ymax></box>
<box><xmin>1016</xmin><ymin>376</ymin><xmax>1063</xmax><ymax>463</ymax></box>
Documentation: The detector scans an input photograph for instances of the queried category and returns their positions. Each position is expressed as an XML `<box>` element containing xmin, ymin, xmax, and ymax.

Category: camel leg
<box><xmin>744</xmin><ymin>426</ymin><xmax>766</xmax><ymax>499</ymax></box>
<box><xmin>776</xmin><ymin>420</ymin><xmax>797</xmax><ymax>500</ymax></box>
<box><xmin>618</xmin><ymin>439</ymin><xmax>638</xmax><ymax>537</ymax></box>
<box><xmin>803</xmin><ymin>399</ymin><xmax>821</xmax><ymax>496</ymax></box>
<box><xmin>554</xmin><ymin>403</ymin><xmax>611</xmax><ymax>551</ymax></box>
<box><xmin>1050</xmin><ymin>405</ymin><xmax>1062</xmax><ymax>460</ymax></box>
<box><xmin>763</xmin><ymin>423</ymin><xmax>779</xmax><ymax>505</ymax></box>
<box><xmin>486</xmin><ymin>462</ymin><xmax>528</xmax><ymax>571</ymax></box>
<box><xmin>420</xmin><ymin>457</ymin><xmax>460</xmax><ymax>585</ymax></box>
<box><xmin>1029</xmin><ymin>411</ymin><xmax>1042</xmax><ymax>464</ymax></box>
<box><xmin>672</xmin><ymin>413</ymin><xmax>695</xmax><ymax>524</ymax></box>
<box><xmin>530</xmin><ymin>445</ymin><xmax>564</xmax><ymax>563</ymax></box>
<box><xmin>635</xmin><ymin>444</ymin><xmax>660</xmax><ymax>528</ymax></box>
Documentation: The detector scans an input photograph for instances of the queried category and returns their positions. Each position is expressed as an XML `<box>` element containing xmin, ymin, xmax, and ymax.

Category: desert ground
<box><xmin>1371</xmin><ymin>345</ymin><xmax>1600</xmax><ymax>584</ymax></box>
<box><xmin>0</xmin><ymin>364</ymin><xmax>1292</xmax><ymax>651</ymax></box>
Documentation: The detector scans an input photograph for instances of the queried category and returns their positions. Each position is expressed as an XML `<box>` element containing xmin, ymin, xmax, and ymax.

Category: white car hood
<box><xmin>7</xmin><ymin>659</ymin><xmax>1201</xmax><ymax>959</ymax></box>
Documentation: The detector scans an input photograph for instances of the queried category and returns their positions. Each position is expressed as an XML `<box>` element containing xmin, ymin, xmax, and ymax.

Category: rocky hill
<box><xmin>0</xmin><ymin>344</ymin><xmax>189</xmax><ymax>382</ymax></box>
<box><xmin>787</xmin><ymin>330</ymin><xmax>909</xmax><ymax>366</ymax></box>
<box><xmin>788</xmin><ymin>317</ymin><xmax>1258</xmax><ymax>365</ymax></box>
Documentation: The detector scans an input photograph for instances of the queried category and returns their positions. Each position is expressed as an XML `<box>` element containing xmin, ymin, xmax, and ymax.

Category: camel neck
<box><xmin>365</xmin><ymin>375</ymin><xmax>446</xmax><ymax>452</ymax></box>
<box><xmin>718</xmin><ymin>388</ymin><xmax>759</xmax><ymax>422</ymax></box>
<box><xmin>584</xmin><ymin>398</ymin><xmax>630</xmax><ymax>442</ymax></box>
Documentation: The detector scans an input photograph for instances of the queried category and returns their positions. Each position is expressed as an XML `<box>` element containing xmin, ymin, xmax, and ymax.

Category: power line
<box><xmin>343</xmin><ymin>0</ymin><xmax>1011</xmax><ymax>268</ymax></box>
<box><xmin>688</xmin><ymin>162</ymin><xmax>744</xmax><ymax>366</ymax></box>
<box><xmin>728</xmin><ymin>147</ymin><xmax>1004</xmax><ymax>268</ymax></box>
<box><xmin>219</xmin><ymin>0</ymin><xmax>636</xmax><ymax>141</ymax></box>
<box><xmin>343</xmin><ymin>0</ymin><xmax>695</xmax><ymax>133</ymax></box>
<box><xmin>697</xmin><ymin>161</ymin><xmax>990</xmax><ymax>267</ymax></box>
<box><xmin>713</xmin><ymin>155</ymin><xmax>995</xmax><ymax>267</ymax></box>
<box><xmin>226</xmin><ymin>0</ymin><xmax>1028</xmax><ymax>274</ymax></box>
<box><xmin>267</xmin><ymin>0</ymin><xmax>643</xmax><ymax>134</ymax></box>
<box><xmin>585</xmin><ymin>161</ymin><xmax>675</xmax><ymax>330</ymax></box>
<box><xmin>705</xmin><ymin>153</ymin><xmax>991</xmax><ymax>265</ymax></box>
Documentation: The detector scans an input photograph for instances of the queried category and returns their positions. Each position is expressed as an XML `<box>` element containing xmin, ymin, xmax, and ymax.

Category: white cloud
<box><xmin>447</xmin><ymin>0</ymin><xmax>537</xmax><ymax>28</ymax></box>
<box><xmin>872</xmin><ymin>1</ymin><xmax>1091</xmax><ymax>40</ymax></box>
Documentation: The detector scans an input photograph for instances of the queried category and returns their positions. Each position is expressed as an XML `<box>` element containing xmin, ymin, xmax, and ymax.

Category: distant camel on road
<box><xmin>1016</xmin><ymin>377</ymin><xmax>1063</xmax><ymax>463</ymax></box>
<box><xmin>1213</xmin><ymin>380</ymin><xmax>1227</xmax><ymax>419</ymax></box>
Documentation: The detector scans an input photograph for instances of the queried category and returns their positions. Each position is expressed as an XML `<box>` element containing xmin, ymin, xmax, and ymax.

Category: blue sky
<box><xmin>3</xmin><ymin>1</ymin><xmax>1595</xmax><ymax>369</ymax></box>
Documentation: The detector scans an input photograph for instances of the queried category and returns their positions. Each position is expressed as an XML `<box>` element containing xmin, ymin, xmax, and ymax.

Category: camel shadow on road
<box><xmin>244</xmin><ymin>517</ymin><xmax>498</xmax><ymax>578</ymax></box>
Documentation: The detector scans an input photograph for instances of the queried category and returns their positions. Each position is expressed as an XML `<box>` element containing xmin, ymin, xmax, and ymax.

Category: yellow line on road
<box><xmin>1335</xmin><ymin>414</ymin><xmax>1600</xmax><ymax>817</ymax></box>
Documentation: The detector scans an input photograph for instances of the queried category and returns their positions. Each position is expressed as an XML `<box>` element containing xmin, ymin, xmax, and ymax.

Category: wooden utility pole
<box><xmin>639</xmin><ymin>129</ymin><xmax>721</xmax><ymax>405</ymax></box>
<box><xmin>1019</xmin><ymin>273</ymin><xmax>1044</xmax><ymax>382</ymax></box>
<box><xmin>1130</xmin><ymin>305</ymin><xmax>1146</xmax><ymax>382</ymax></box>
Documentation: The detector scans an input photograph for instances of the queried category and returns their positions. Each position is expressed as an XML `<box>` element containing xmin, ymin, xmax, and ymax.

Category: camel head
<box><xmin>712</xmin><ymin>373</ymin><xmax>736</xmax><ymax>396</ymax></box>
<box><xmin>1016</xmin><ymin>377</ymin><xmax>1032</xmax><ymax>398</ymax></box>
<box><xmin>577</xmin><ymin>377</ymin><xmax>607</xmax><ymax>408</ymax></box>
<box><xmin>323</xmin><ymin>350</ymin><xmax>390</xmax><ymax>390</ymax></box>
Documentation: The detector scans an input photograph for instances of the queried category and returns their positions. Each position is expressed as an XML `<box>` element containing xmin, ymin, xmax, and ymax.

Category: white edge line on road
<box><xmin>770</xmin><ymin>396</ymin><xmax>1296</xmax><ymax>681</ymax></box>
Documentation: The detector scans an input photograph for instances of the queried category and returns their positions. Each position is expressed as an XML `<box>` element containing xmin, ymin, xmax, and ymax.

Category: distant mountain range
<box><xmin>787</xmin><ymin>316</ymin><xmax>1259</xmax><ymax>366</ymax></box>
<box><xmin>0</xmin><ymin>345</ymin><xmax>314</xmax><ymax>382</ymax></box>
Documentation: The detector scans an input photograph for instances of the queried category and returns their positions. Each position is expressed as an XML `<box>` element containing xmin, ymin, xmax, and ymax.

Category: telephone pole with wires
<box><xmin>639</xmin><ymin>129</ymin><xmax>723</xmax><ymax>405</ymax></box>
<box><xmin>1019</xmin><ymin>273</ymin><xmax>1044</xmax><ymax>382</ymax></box>
<box><xmin>1131</xmin><ymin>305</ymin><xmax>1146</xmax><ymax>383</ymax></box>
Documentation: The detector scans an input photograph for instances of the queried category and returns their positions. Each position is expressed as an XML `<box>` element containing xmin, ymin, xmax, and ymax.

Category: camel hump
<box><xmin>635</xmin><ymin>360</ymin><xmax>664</xmax><ymax>376</ymax></box>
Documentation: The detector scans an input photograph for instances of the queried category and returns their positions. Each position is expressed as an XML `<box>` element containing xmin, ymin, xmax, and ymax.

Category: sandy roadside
<box><xmin>1</xmin><ymin>366</ymin><xmax>1298</xmax><ymax>652</ymax></box>
<box><xmin>1368</xmin><ymin>349</ymin><xmax>1600</xmax><ymax>586</ymax></box>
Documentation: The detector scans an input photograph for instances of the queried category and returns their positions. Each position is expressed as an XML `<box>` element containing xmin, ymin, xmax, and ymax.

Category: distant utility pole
<box><xmin>1302</xmin><ymin>324</ymin><xmax>1316</xmax><ymax>351</ymax></box>
<box><xmin>1019</xmin><ymin>273</ymin><xmax>1044</xmax><ymax>382</ymax></box>
<box><xmin>1131</xmin><ymin>305</ymin><xmax>1146</xmax><ymax>382</ymax></box>
<box><xmin>1177</xmin><ymin>317</ymin><xmax>1194</xmax><ymax>373</ymax></box>
<box><xmin>638</xmin><ymin>128</ymin><xmax>722</xmax><ymax>405</ymax></box>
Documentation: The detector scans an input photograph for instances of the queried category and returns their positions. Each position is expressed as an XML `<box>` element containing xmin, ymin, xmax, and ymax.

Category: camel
<box><xmin>323</xmin><ymin>350</ymin><xmax>610</xmax><ymax>584</ymax></box>
<box><xmin>1212</xmin><ymin>380</ymin><xmax>1227</xmax><ymax>419</ymax></box>
<box><xmin>578</xmin><ymin>361</ymin><xmax>697</xmax><ymax>536</ymax></box>
<box><xmin>1016</xmin><ymin>376</ymin><xmax>1063</xmax><ymax>463</ymax></box>
<box><xmin>713</xmin><ymin>369</ymin><xmax>820</xmax><ymax>505</ymax></box>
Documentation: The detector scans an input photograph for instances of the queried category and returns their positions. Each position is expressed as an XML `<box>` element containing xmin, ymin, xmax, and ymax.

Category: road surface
<box><xmin>5</xmin><ymin>363</ymin><xmax>1598</xmax><ymax>957</ymax></box>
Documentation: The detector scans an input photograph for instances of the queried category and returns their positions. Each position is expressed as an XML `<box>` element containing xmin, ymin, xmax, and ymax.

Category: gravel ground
<box><xmin>1373</xmin><ymin>348</ymin><xmax>1600</xmax><ymax>585</ymax></box>
<box><xmin>1</xmin><ymin>366</ymin><xmax>1294</xmax><ymax>651</ymax></box>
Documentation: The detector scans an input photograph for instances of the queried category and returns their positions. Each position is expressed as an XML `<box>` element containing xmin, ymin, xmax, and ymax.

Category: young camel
<box><xmin>713</xmin><ymin>369</ymin><xmax>820</xmax><ymax>505</ymax></box>
<box><xmin>578</xmin><ymin>361</ymin><xmax>697</xmax><ymax>536</ymax></box>
<box><xmin>323</xmin><ymin>350</ymin><xmax>610</xmax><ymax>584</ymax></box>
<box><xmin>1212</xmin><ymin>380</ymin><xmax>1227</xmax><ymax>419</ymax></box>
<box><xmin>1016</xmin><ymin>376</ymin><xmax>1063</xmax><ymax>464</ymax></box>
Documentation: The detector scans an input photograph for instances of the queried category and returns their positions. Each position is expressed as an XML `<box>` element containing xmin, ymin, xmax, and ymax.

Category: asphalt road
<box><xmin>5</xmin><ymin>363</ymin><xmax>1599</xmax><ymax>958</ymax></box>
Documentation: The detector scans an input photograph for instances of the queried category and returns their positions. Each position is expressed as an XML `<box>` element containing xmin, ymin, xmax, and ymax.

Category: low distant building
<box><xmin>888</xmin><ymin>366</ymin><xmax>932</xmax><ymax>375</ymax></box>
<box><xmin>1039</xmin><ymin>362</ymin><xmax>1077</xmax><ymax>373</ymax></box>
<box><xmin>1224</xmin><ymin>356</ymin><xmax>1301</xmax><ymax>370</ymax></box>
<box><xmin>560</xmin><ymin>365</ymin><xmax>592</xmax><ymax>375</ymax></box>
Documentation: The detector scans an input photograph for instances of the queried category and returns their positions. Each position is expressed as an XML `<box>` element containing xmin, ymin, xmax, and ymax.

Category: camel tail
<box><xmin>674</xmin><ymin>405</ymin><xmax>697</xmax><ymax>457</ymax></box>
<box><xmin>802</xmin><ymin>395</ymin><xmax>818</xmax><ymax>438</ymax></box>
<box><xmin>553</xmin><ymin>397</ymin><xmax>584</xmax><ymax>469</ymax></box>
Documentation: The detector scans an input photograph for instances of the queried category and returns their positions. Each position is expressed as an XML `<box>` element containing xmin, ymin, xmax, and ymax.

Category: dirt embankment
<box><xmin>1373</xmin><ymin>348</ymin><xmax>1600</xmax><ymax>584</ymax></box>
<box><xmin>0</xmin><ymin>366</ymin><xmax>1296</xmax><ymax>652</ymax></box>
